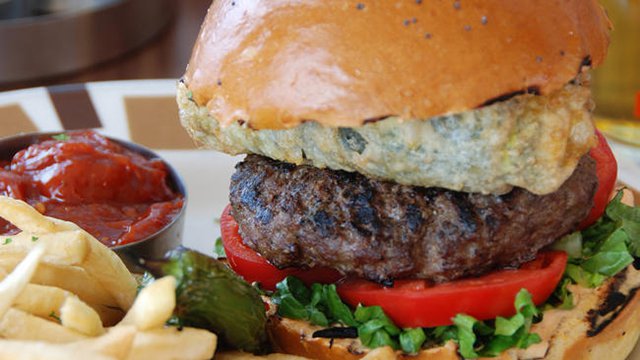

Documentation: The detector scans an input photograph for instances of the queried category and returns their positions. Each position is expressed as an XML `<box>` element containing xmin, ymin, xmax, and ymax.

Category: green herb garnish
<box><xmin>49</xmin><ymin>311</ymin><xmax>61</xmax><ymax>323</ymax></box>
<box><xmin>213</xmin><ymin>237</ymin><xmax>226</xmax><ymax>259</ymax></box>
<box><xmin>52</xmin><ymin>133</ymin><xmax>70</xmax><ymax>141</ymax></box>
<box><xmin>31</xmin><ymin>236</ymin><xmax>39</xmax><ymax>242</ymax></box>
<box><xmin>3</xmin><ymin>238</ymin><xmax>11</xmax><ymax>245</ymax></box>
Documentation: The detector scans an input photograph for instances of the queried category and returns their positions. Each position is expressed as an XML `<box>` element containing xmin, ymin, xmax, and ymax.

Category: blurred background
<box><xmin>0</xmin><ymin>0</ymin><xmax>211</xmax><ymax>92</ymax></box>
<box><xmin>593</xmin><ymin>0</ymin><xmax>640</xmax><ymax>146</ymax></box>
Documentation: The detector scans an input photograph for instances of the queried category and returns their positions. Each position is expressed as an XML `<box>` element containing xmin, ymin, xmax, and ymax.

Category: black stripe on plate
<box><xmin>47</xmin><ymin>84</ymin><xmax>102</xmax><ymax>130</ymax></box>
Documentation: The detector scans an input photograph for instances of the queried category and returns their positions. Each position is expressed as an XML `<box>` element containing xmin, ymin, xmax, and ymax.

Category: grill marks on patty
<box><xmin>230</xmin><ymin>155</ymin><xmax>598</xmax><ymax>283</ymax></box>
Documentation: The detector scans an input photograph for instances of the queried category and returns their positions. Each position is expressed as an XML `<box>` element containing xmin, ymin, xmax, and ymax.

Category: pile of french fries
<box><xmin>0</xmin><ymin>196</ymin><xmax>217</xmax><ymax>360</ymax></box>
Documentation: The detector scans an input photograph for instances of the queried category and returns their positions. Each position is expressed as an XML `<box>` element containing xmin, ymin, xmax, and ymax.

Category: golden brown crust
<box><xmin>268</xmin><ymin>317</ymin><xmax>365</xmax><ymax>360</ymax></box>
<box><xmin>184</xmin><ymin>0</ymin><xmax>610</xmax><ymax>130</ymax></box>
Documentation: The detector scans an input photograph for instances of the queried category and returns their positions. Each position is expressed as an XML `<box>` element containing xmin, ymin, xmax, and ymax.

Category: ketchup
<box><xmin>0</xmin><ymin>131</ymin><xmax>184</xmax><ymax>247</ymax></box>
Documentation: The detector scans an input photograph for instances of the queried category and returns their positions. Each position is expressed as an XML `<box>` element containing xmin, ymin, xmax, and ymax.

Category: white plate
<box><xmin>1</xmin><ymin>79</ymin><xmax>639</xmax><ymax>359</ymax></box>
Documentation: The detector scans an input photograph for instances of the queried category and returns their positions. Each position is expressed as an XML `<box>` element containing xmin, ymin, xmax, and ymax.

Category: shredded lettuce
<box><xmin>272</xmin><ymin>276</ymin><xmax>329</xmax><ymax>327</ymax></box>
<box><xmin>581</xmin><ymin>228</ymin><xmax>633</xmax><ymax>276</ymax></box>
<box><xmin>213</xmin><ymin>237</ymin><xmax>226</xmax><ymax>259</ymax></box>
<box><xmin>605</xmin><ymin>191</ymin><xmax>640</xmax><ymax>256</ymax></box>
<box><xmin>399</xmin><ymin>328</ymin><xmax>427</xmax><ymax>354</ymax></box>
<box><xmin>550</xmin><ymin>190</ymin><xmax>639</xmax><ymax>302</ymax></box>
<box><xmin>551</xmin><ymin>232</ymin><xmax>582</xmax><ymax>258</ymax></box>
<box><xmin>273</xmin><ymin>277</ymin><xmax>541</xmax><ymax>359</ymax></box>
<box><xmin>446</xmin><ymin>289</ymin><xmax>541</xmax><ymax>358</ymax></box>
<box><xmin>543</xmin><ymin>277</ymin><xmax>574</xmax><ymax>310</ymax></box>
<box><xmin>324</xmin><ymin>284</ymin><xmax>358</xmax><ymax>326</ymax></box>
<box><xmin>354</xmin><ymin>305</ymin><xmax>400</xmax><ymax>349</ymax></box>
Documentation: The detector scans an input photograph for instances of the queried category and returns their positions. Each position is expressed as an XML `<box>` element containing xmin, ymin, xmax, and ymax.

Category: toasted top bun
<box><xmin>183</xmin><ymin>0</ymin><xmax>610</xmax><ymax>130</ymax></box>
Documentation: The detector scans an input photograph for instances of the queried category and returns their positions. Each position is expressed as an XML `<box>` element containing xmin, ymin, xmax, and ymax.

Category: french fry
<box><xmin>29</xmin><ymin>260</ymin><xmax>125</xmax><ymax>326</ymax></box>
<box><xmin>0</xmin><ymin>325</ymin><xmax>135</xmax><ymax>360</ymax></box>
<box><xmin>30</xmin><ymin>263</ymin><xmax>118</xmax><ymax>308</ymax></box>
<box><xmin>80</xmin><ymin>237</ymin><xmax>138</xmax><ymax>310</ymax></box>
<box><xmin>0</xmin><ymin>308</ymin><xmax>87</xmax><ymax>343</ymax></box>
<box><xmin>13</xmin><ymin>283</ymin><xmax>74</xmax><ymax>319</ymax></box>
<box><xmin>126</xmin><ymin>327</ymin><xmax>217</xmax><ymax>360</ymax></box>
<box><xmin>0</xmin><ymin>257</ymin><xmax>118</xmax><ymax>308</ymax></box>
<box><xmin>0</xmin><ymin>341</ymin><xmax>117</xmax><ymax>360</ymax></box>
<box><xmin>0</xmin><ymin>229</ymin><xmax>89</xmax><ymax>267</ymax></box>
<box><xmin>66</xmin><ymin>325</ymin><xmax>136</xmax><ymax>359</ymax></box>
<box><xmin>0</xmin><ymin>244</ymin><xmax>44</xmax><ymax>317</ymax></box>
<box><xmin>9</xmin><ymin>282</ymin><xmax>123</xmax><ymax>326</ymax></box>
<box><xmin>0</xmin><ymin>197</ymin><xmax>221</xmax><ymax>360</ymax></box>
<box><xmin>119</xmin><ymin>276</ymin><xmax>176</xmax><ymax>330</ymax></box>
<box><xmin>0</xmin><ymin>201</ymin><xmax>127</xmax><ymax>326</ymax></box>
<box><xmin>0</xmin><ymin>196</ymin><xmax>137</xmax><ymax>310</ymax></box>
<box><xmin>0</xmin><ymin>197</ymin><xmax>75</xmax><ymax>234</ymax></box>
<box><xmin>60</xmin><ymin>296</ymin><xmax>105</xmax><ymax>336</ymax></box>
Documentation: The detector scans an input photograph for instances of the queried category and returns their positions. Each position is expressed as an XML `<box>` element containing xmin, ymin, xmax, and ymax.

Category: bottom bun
<box><xmin>267</xmin><ymin>266</ymin><xmax>640</xmax><ymax>360</ymax></box>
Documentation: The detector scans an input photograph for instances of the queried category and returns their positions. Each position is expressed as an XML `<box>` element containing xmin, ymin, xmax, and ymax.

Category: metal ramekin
<box><xmin>0</xmin><ymin>131</ymin><xmax>187</xmax><ymax>271</ymax></box>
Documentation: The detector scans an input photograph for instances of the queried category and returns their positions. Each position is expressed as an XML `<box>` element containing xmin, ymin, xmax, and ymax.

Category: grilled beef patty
<box><xmin>230</xmin><ymin>155</ymin><xmax>597</xmax><ymax>283</ymax></box>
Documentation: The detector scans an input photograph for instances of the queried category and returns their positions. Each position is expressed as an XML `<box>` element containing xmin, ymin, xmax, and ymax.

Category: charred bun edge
<box><xmin>480</xmin><ymin>55</ymin><xmax>592</xmax><ymax>110</ymax></box>
<box><xmin>480</xmin><ymin>86</ymin><xmax>541</xmax><ymax>108</ymax></box>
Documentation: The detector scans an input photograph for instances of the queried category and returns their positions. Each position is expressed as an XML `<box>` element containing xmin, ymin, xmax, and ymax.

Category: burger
<box><xmin>177</xmin><ymin>1</ymin><xmax>640</xmax><ymax>359</ymax></box>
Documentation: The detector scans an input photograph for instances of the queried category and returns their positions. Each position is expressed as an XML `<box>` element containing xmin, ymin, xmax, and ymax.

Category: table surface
<box><xmin>0</xmin><ymin>0</ymin><xmax>212</xmax><ymax>92</ymax></box>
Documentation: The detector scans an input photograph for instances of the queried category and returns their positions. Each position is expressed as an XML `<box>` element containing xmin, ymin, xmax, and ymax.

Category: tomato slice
<box><xmin>222</xmin><ymin>206</ymin><xmax>567</xmax><ymax>327</ymax></box>
<box><xmin>220</xmin><ymin>205</ymin><xmax>343</xmax><ymax>290</ymax></box>
<box><xmin>579</xmin><ymin>130</ymin><xmax>618</xmax><ymax>229</ymax></box>
<box><xmin>337</xmin><ymin>251</ymin><xmax>567</xmax><ymax>328</ymax></box>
